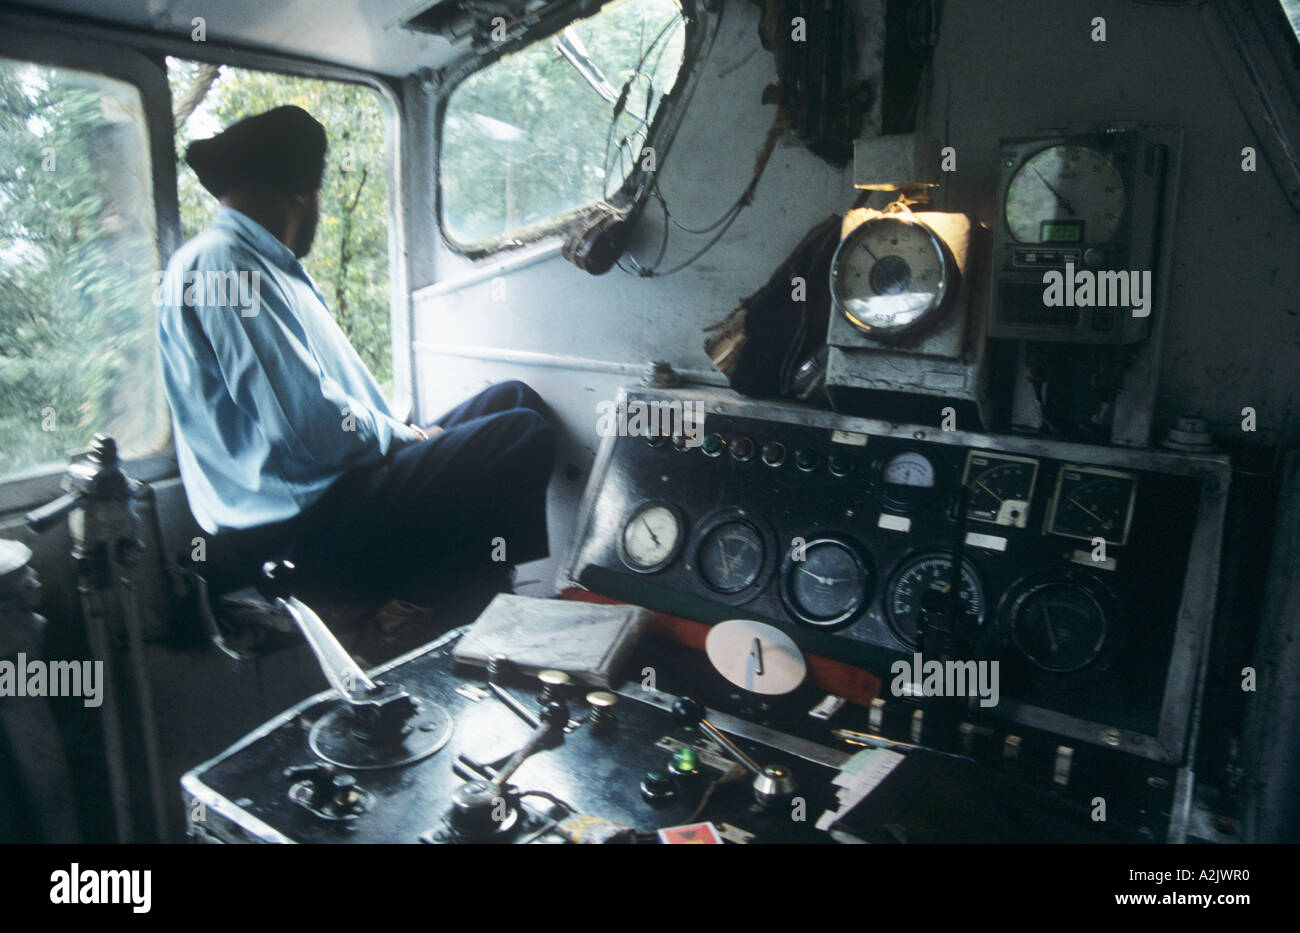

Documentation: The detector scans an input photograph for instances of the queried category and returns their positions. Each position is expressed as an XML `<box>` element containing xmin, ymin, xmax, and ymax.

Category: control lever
<box><xmin>260</xmin><ymin>561</ymin><xmax>416</xmax><ymax>745</ymax></box>
<box><xmin>443</xmin><ymin>701</ymin><xmax>568</xmax><ymax>840</ymax></box>
<box><xmin>672</xmin><ymin>697</ymin><xmax>797</xmax><ymax>807</ymax></box>
<box><xmin>260</xmin><ymin>562</ymin><xmax>452</xmax><ymax>768</ymax></box>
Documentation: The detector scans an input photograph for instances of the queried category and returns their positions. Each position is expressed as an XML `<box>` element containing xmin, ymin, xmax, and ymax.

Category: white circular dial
<box><xmin>706</xmin><ymin>619</ymin><xmax>807</xmax><ymax>696</ymax></box>
<box><xmin>621</xmin><ymin>503</ymin><xmax>680</xmax><ymax>570</ymax></box>
<box><xmin>1005</xmin><ymin>145</ymin><xmax>1125</xmax><ymax>244</ymax></box>
<box><xmin>883</xmin><ymin>451</ymin><xmax>935</xmax><ymax>488</ymax></box>
<box><xmin>831</xmin><ymin>217</ymin><xmax>949</xmax><ymax>336</ymax></box>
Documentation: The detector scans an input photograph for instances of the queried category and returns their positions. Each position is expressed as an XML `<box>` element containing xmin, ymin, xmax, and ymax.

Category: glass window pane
<box><xmin>0</xmin><ymin>59</ymin><xmax>165</xmax><ymax>478</ymax></box>
<box><xmin>441</xmin><ymin>0</ymin><xmax>686</xmax><ymax>249</ymax></box>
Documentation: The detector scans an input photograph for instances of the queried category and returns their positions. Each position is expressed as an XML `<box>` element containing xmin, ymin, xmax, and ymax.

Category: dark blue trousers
<box><xmin>290</xmin><ymin>380</ymin><xmax>556</xmax><ymax>603</ymax></box>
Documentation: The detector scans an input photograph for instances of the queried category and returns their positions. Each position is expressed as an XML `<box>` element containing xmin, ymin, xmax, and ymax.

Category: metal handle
<box><xmin>276</xmin><ymin>595</ymin><xmax>376</xmax><ymax>704</ymax></box>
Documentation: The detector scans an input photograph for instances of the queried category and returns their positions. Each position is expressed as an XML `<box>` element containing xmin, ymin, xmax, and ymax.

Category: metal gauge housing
<box><xmin>963</xmin><ymin>451</ymin><xmax>1039</xmax><ymax>528</ymax></box>
<box><xmin>1009</xmin><ymin>579</ymin><xmax>1109</xmax><ymax>673</ymax></box>
<box><xmin>696</xmin><ymin>517</ymin><xmax>766</xmax><ymax>594</ymax></box>
<box><xmin>618</xmin><ymin>501</ymin><xmax>685</xmax><ymax>573</ymax></box>
<box><xmin>885</xmin><ymin>551</ymin><xmax>986</xmax><ymax>649</ymax></box>
<box><xmin>1045</xmin><ymin>465</ymin><xmax>1137</xmax><ymax>546</ymax></box>
<box><xmin>830</xmin><ymin>215</ymin><xmax>956</xmax><ymax>341</ymax></box>
<box><xmin>879</xmin><ymin>450</ymin><xmax>941</xmax><ymax>514</ymax></box>
<box><xmin>1004</xmin><ymin>145</ymin><xmax>1126</xmax><ymax>244</ymax></box>
<box><xmin>781</xmin><ymin>537</ymin><xmax>873</xmax><ymax>628</ymax></box>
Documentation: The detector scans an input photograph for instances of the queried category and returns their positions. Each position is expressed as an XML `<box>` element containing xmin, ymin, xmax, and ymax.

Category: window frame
<box><xmin>0</xmin><ymin>26</ymin><xmax>181</xmax><ymax>514</ymax></box>
<box><xmin>0</xmin><ymin>11</ymin><xmax>411</xmax><ymax>515</ymax></box>
<box><xmin>432</xmin><ymin>0</ymin><xmax>711</xmax><ymax>259</ymax></box>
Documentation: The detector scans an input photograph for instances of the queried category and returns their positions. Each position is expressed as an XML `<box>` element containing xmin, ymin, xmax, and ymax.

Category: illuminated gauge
<box><xmin>963</xmin><ymin>451</ymin><xmax>1038</xmax><ymax>528</ymax></box>
<box><xmin>1004</xmin><ymin>145</ymin><xmax>1126</xmax><ymax>244</ymax></box>
<box><xmin>618</xmin><ymin>501</ymin><xmax>684</xmax><ymax>573</ymax></box>
<box><xmin>1009</xmin><ymin>581</ymin><xmax>1108</xmax><ymax>673</ymax></box>
<box><xmin>1045</xmin><ymin>465</ymin><xmax>1137</xmax><ymax>545</ymax></box>
<box><xmin>781</xmin><ymin>538</ymin><xmax>872</xmax><ymax>628</ymax></box>
<box><xmin>697</xmin><ymin>520</ymin><xmax>766</xmax><ymax>594</ymax></box>
<box><xmin>830</xmin><ymin>215</ymin><xmax>955</xmax><ymax>340</ymax></box>
<box><xmin>885</xmin><ymin>552</ymin><xmax>986</xmax><ymax>649</ymax></box>
<box><xmin>880</xmin><ymin>450</ymin><xmax>940</xmax><ymax>514</ymax></box>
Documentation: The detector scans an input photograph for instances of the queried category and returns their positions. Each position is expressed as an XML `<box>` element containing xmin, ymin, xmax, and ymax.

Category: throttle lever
<box><xmin>673</xmin><ymin>696</ymin><xmax>797</xmax><ymax>808</ymax></box>
<box><xmin>261</xmin><ymin>561</ymin><xmax>417</xmax><ymax>745</ymax></box>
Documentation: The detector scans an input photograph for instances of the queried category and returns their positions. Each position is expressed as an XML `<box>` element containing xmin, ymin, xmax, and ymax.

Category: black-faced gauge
<box><xmin>879</xmin><ymin>450</ymin><xmax>941</xmax><ymax>514</ymax></box>
<box><xmin>618</xmin><ymin>501</ymin><xmax>684</xmax><ymax>573</ymax></box>
<box><xmin>705</xmin><ymin>619</ymin><xmax>807</xmax><ymax>696</ymax></box>
<box><xmin>1045</xmin><ymin>465</ymin><xmax>1137</xmax><ymax>545</ymax></box>
<box><xmin>1009</xmin><ymin>580</ymin><xmax>1108</xmax><ymax>673</ymax></box>
<box><xmin>781</xmin><ymin>537</ymin><xmax>872</xmax><ymax>628</ymax></box>
<box><xmin>962</xmin><ymin>451</ymin><xmax>1039</xmax><ymax>528</ymax></box>
<box><xmin>885</xmin><ymin>551</ymin><xmax>986</xmax><ymax>649</ymax></box>
<box><xmin>1004</xmin><ymin>145</ymin><xmax>1126</xmax><ymax>244</ymax></box>
<box><xmin>697</xmin><ymin>519</ymin><xmax>766</xmax><ymax>594</ymax></box>
<box><xmin>830</xmin><ymin>214</ymin><xmax>956</xmax><ymax>341</ymax></box>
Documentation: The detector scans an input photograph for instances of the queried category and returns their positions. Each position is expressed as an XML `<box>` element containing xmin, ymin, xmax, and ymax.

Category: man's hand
<box><xmin>410</xmin><ymin>424</ymin><xmax>444</xmax><ymax>442</ymax></box>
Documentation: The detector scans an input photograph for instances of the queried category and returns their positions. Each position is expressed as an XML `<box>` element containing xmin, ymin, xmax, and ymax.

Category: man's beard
<box><xmin>292</xmin><ymin>215</ymin><xmax>319</xmax><ymax>258</ymax></box>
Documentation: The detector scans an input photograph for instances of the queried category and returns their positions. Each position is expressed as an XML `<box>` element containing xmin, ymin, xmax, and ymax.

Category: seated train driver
<box><xmin>157</xmin><ymin>106</ymin><xmax>555</xmax><ymax>605</ymax></box>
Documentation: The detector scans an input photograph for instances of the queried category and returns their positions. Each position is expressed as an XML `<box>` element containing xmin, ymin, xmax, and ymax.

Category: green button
<box><xmin>702</xmin><ymin>433</ymin><xmax>725</xmax><ymax>457</ymax></box>
<box><xmin>673</xmin><ymin>746</ymin><xmax>699</xmax><ymax>771</ymax></box>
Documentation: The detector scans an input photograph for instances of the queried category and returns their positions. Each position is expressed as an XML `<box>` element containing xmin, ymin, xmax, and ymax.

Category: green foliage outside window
<box><xmin>441</xmin><ymin>0</ymin><xmax>685</xmax><ymax>249</ymax></box>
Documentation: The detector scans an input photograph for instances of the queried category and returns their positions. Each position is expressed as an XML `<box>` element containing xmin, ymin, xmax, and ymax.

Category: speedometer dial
<box><xmin>885</xmin><ymin>552</ymin><xmax>985</xmax><ymax>649</ymax></box>
<box><xmin>1005</xmin><ymin>145</ymin><xmax>1125</xmax><ymax>244</ymax></box>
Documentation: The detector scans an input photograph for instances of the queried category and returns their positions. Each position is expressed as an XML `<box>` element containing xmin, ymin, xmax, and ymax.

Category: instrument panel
<box><xmin>565</xmin><ymin>387</ymin><xmax>1229</xmax><ymax>765</ymax></box>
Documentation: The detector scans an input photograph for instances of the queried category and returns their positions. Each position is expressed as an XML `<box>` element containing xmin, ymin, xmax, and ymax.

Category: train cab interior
<box><xmin>0</xmin><ymin>0</ymin><xmax>1298</xmax><ymax>854</ymax></box>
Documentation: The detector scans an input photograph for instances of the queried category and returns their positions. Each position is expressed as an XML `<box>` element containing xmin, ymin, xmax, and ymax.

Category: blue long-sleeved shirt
<box><xmin>157</xmin><ymin>206</ymin><xmax>417</xmax><ymax>534</ymax></box>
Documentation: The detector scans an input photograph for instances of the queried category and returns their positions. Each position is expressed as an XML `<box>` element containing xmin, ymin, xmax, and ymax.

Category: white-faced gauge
<box><xmin>830</xmin><ymin>215</ymin><xmax>956</xmax><ymax>340</ymax></box>
<box><xmin>619</xmin><ymin>501</ymin><xmax>684</xmax><ymax>573</ymax></box>
<box><xmin>1004</xmin><ymin>144</ymin><xmax>1126</xmax><ymax>244</ymax></box>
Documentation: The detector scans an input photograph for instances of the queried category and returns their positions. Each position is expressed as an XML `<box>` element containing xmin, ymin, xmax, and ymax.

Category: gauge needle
<box><xmin>717</xmin><ymin>539</ymin><xmax>738</xmax><ymax>575</ymax></box>
<box><xmin>1067</xmin><ymin>497</ymin><xmax>1104</xmax><ymax>524</ymax></box>
<box><xmin>640</xmin><ymin>516</ymin><xmax>661</xmax><ymax>546</ymax></box>
<box><xmin>977</xmin><ymin>481</ymin><xmax>1004</xmax><ymax>503</ymax></box>
<box><xmin>1042</xmin><ymin>603</ymin><xmax>1060</xmax><ymax>652</ymax></box>
<box><xmin>1033</xmin><ymin>167</ymin><xmax>1076</xmax><ymax>215</ymax></box>
<box><xmin>750</xmin><ymin>638</ymin><xmax>764</xmax><ymax>676</ymax></box>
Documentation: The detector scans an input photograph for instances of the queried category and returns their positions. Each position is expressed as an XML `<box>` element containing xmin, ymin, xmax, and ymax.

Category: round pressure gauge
<box><xmin>1004</xmin><ymin>144</ymin><xmax>1126</xmax><ymax>244</ymax></box>
<box><xmin>830</xmin><ymin>215</ymin><xmax>955</xmax><ymax>340</ymax></box>
<box><xmin>618</xmin><ymin>501</ymin><xmax>684</xmax><ymax>573</ymax></box>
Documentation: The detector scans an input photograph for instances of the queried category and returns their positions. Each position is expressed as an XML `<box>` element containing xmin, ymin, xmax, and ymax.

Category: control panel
<box><xmin>564</xmin><ymin>386</ymin><xmax>1229</xmax><ymax>767</ymax></box>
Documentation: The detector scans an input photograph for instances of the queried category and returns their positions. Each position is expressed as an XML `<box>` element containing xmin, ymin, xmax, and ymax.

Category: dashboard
<box><xmin>563</xmin><ymin>386</ymin><xmax>1230</xmax><ymax>767</ymax></box>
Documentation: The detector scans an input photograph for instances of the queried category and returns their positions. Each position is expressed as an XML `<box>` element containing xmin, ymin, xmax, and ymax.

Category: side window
<box><xmin>440</xmin><ymin>0</ymin><xmax>687</xmax><ymax>251</ymax></box>
<box><xmin>167</xmin><ymin>62</ymin><xmax>397</xmax><ymax>396</ymax></box>
<box><xmin>0</xmin><ymin>58</ymin><xmax>165</xmax><ymax>479</ymax></box>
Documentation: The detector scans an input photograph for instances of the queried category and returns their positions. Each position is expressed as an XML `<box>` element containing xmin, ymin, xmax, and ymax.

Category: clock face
<box><xmin>1004</xmin><ymin>145</ymin><xmax>1126</xmax><ymax>244</ymax></box>
<box><xmin>705</xmin><ymin>619</ymin><xmax>807</xmax><ymax>696</ymax></box>
<box><xmin>830</xmin><ymin>216</ymin><xmax>951</xmax><ymax>338</ymax></box>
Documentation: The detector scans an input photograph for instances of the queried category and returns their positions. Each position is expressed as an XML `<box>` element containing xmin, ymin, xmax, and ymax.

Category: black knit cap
<box><xmin>186</xmin><ymin>105</ymin><xmax>327</xmax><ymax>198</ymax></box>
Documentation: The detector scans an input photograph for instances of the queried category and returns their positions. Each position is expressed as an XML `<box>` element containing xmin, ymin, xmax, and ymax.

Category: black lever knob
<box><xmin>672</xmin><ymin>696</ymin><xmax>705</xmax><ymax>727</ymax></box>
<box><xmin>258</xmin><ymin>559</ymin><xmax>298</xmax><ymax>600</ymax></box>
